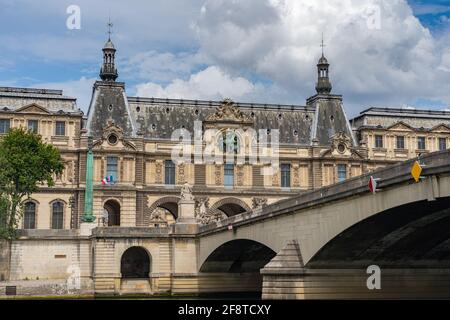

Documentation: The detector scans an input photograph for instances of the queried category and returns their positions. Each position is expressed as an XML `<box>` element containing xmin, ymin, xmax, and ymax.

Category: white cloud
<box><xmin>135</xmin><ymin>66</ymin><xmax>256</xmax><ymax>101</ymax></box>
<box><xmin>193</xmin><ymin>0</ymin><xmax>450</xmax><ymax>114</ymax></box>
<box><xmin>2</xmin><ymin>0</ymin><xmax>450</xmax><ymax>116</ymax></box>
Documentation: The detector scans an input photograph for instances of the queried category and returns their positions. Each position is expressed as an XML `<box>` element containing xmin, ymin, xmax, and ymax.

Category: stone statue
<box><xmin>195</xmin><ymin>197</ymin><xmax>211</xmax><ymax>225</ymax></box>
<box><xmin>252</xmin><ymin>197</ymin><xmax>268</xmax><ymax>210</ymax></box>
<box><xmin>180</xmin><ymin>182</ymin><xmax>194</xmax><ymax>201</ymax></box>
<box><xmin>149</xmin><ymin>208</ymin><xmax>168</xmax><ymax>227</ymax></box>
<box><xmin>198</xmin><ymin>198</ymin><xmax>208</xmax><ymax>217</ymax></box>
<box><xmin>102</xmin><ymin>209</ymin><xmax>109</xmax><ymax>227</ymax></box>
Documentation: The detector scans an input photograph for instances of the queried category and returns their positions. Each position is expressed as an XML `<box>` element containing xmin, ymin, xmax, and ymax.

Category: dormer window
<box><xmin>396</xmin><ymin>136</ymin><xmax>405</xmax><ymax>149</ymax></box>
<box><xmin>28</xmin><ymin>120</ymin><xmax>38</xmax><ymax>133</ymax></box>
<box><xmin>0</xmin><ymin>119</ymin><xmax>10</xmax><ymax>134</ymax></box>
<box><xmin>417</xmin><ymin>136</ymin><xmax>426</xmax><ymax>150</ymax></box>
<box><xmin>55</xmin><ymin>121</ymin><xmax>66</xmax><ymax>136</ymax></box>
<box><xmin>375</xmin><ymin>135</ymin><xmax>383</xmax><ymax>148</ymax></box>
<box><xmin>439</xmin><ymin>138</ymin><xmax>447</xmax><ymax>151</ymax></box>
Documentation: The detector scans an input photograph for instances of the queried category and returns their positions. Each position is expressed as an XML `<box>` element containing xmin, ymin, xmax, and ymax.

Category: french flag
<box><xmin>101</xmin><ymin>176</ymin><xmax>114</xmax><ymax>185</ymax></box>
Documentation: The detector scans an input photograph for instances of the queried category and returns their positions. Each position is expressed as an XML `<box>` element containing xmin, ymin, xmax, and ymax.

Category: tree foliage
<box><xmin>0</xmin><ymin>128</ymin><xmax>64</xmax><ymax>239</ymax></box>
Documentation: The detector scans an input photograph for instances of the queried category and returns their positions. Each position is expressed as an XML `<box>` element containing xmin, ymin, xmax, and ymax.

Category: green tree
<box><xmin>0</xmin><ymin>128</ymin><xmax>64</xmax><ymax>239</ymax></box>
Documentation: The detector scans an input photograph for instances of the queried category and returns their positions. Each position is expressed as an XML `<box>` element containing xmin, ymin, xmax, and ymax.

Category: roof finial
<box><xmin>107</xmin><ymin>16</ymin><xmax>113</xmax><ymax>40</ymax></box>
<box><xmin>320</xmin><ymin>32</ymin><xmax>326</xmax><ymax>57</ymax></box>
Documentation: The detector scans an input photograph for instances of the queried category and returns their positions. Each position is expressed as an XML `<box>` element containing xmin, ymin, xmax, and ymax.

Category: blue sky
<box><xmin>0</xmin><ymin>0</ymin><xmax>449</xmax><ymax>116</ymax></box>
<box><xmin>409</xmin><ymin>0</ymin><xmax>450</xmax><ymax>30</ymax></box>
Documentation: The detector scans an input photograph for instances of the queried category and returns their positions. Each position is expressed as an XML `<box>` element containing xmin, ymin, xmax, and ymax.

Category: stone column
<box><xmin>80</xmin><ymin>136</ymin><xmax>96</xmax><ymax>236</ymax></box>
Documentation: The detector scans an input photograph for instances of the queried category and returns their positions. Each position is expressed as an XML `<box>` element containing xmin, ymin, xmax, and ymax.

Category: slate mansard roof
<box><xmin>85</xmin><ymin>77</ymin><xmax>356</xmax><ymax>147</ymax></box>
<box><xmin>351</xmin><ymin>107</ymin><xmax>450</xmax><ymax>130</ymax></box>
<box><xmin>127</xmin><ymin>97</ymin><xmax>317</xmax><ymax>145</ymax></box>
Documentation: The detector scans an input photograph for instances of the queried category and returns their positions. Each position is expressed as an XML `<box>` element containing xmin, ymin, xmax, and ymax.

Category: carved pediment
<box><xmin>430</xmin><ymin>124</ymin><xmax>450</xmax><ymax>133</ymax></box>
<box><xmin>92</xmin><ymin>119</ymin><xmax>137</xmax><ymax>150</ymax></box>
<box><xmin>322</xmin><ymin>131</ymin><xmax>363</xmax><ymax>159</ymax></box>
<box><xmin>15</xmin><ymin>103</ymin><xmax>50</xmax><ymax>114</ymax></box>
<box><xmin>205</xmin><ymin>99</ymin><xmax>253</xmax><ymax>124</ymax></box>
<box><xmin>102</xmin><ymin>119</ymin><xmax>124</xmax><ymax>139</ymax></box>
<box><xmin>387</xmin><ymin>121</ymin><xmax>414</xmax><ymax>131</ymax></box>
<box><xmin>330</xmin><ymin>132</ymin><xmax>352</xmax><ymax>152</ymax></box>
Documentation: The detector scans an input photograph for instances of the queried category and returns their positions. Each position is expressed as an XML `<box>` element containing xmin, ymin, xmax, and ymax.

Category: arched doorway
<box><xmin>104</xmin><ymin>199</ymin><xmax>120</xmax><ymax>226</ymax></box>
<box><xmin>210</xmin><ymin>198</ymin><xmax>251</xmax><ymax>217</ymax></box>
<box><xmin>216</xmin><ymin>203</ymin><xmax>247</xmax><ymax>216</ymax></box>
<box><xmin>120</xmin><ymin>247</ymin><xmax>151</xmax><ymax>279</ymax></box>
<box><xmin>147</xmin><ymin>196</ymin><xmax>179</xmax><ymax>226</ymax></box>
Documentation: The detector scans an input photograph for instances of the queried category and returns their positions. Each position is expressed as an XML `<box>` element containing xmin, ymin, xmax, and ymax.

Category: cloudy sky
<box><xmin>0</xmin><ymin>0</ymin><xmax>449</xmax><ymax>117</ymax></box>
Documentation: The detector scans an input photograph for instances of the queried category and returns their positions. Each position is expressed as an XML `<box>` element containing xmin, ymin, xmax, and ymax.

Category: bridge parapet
<box><xmin>199</xmin><ymin>149</ymin><xmax>450</xmax><ymax>235</ymax></box>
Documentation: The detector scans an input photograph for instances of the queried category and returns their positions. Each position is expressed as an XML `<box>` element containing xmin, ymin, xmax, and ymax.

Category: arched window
<box><xmin>52</xmin><ymin>202</ymin><xmax>64</xmax><ymax>229</ymax></box>
<box><xmin>23</xmin><ymin>202</ymin><xmax>36</xmax><ymax>229</ymax></box>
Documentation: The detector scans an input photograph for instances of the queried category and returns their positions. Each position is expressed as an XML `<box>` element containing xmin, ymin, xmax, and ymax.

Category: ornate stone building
<box><xmin>0</xmin><ymin>37</ymin><xmax>449</xmax><ymax>295</ymax></box>
<box><xmin>0</xmin><ymin>38</ymin><xmax>449</xmax><ymax>231</ymax></box>
<box><xmin>352</xmin><ymin>107</ymin><xmax>450</xmax><ymax>168</ymax></box>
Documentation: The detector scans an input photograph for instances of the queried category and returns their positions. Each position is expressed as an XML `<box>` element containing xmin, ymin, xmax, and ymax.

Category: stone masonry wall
<box><xmin>0</xmin><ymin>240</ymin><xmax>10</xmax><ymax>281</ymax></box>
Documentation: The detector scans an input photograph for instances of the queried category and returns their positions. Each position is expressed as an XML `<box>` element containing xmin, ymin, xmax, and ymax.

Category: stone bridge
<box><xmin>3</xmin><ymin>150</ymin><xmax>450</xmax><ymax>299</ymax></box>
<box><xmin>196</xmin><ymin>149</ymin><xmax>450</xmax><ymax>299</ymax></box>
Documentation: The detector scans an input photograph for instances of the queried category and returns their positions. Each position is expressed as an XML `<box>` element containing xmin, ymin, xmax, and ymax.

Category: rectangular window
<box><xmin>396</xmin><ymin>136</ymin><xmax>405</xmax><ymax>149</ymax></box>
<box><xmin>0</xmin><ymin>119</ymin><xmax>10</xmax><ymax>134</ymax></box>
<box><xmin>106</xmin><ymin>156</ymin><xmax>118</xmax><ymax>183</ymax></box>
<box><xmin>281</xmin><ymin>164</ymin><xmax>291</xmax><ymax>188</ymax></box>
<box><xmin>27</xmin><ymin>120</ymin><xmax>38</xmax><ymax>133</ymax></box>
<box><xmin>337</xmin><ymin>164</ymin><xmax>347</xmax><ymax>182</ymax></box>
<box><xmin>55</xmin><ymin>121</ymin><xmax>66</xmax><ymax>136</ymax></box>
<box><xmin>165</xmin><ymin>160</ymin><xmax>175</xmax><ymax>185</ymax></box>
<box><xmin>439</xmin><ymin>138</ymin><xmax>447</xmax><ymax>151</ymax></box>
<box><xmin>224</xmin><ymin>164</ymin><xmax>234</xmax><ymax>187</ymax></box>
<box><xmin>417</xmin><ymin>136</ymin><xmax>426</xmax><ymax>150</ymax></box>
<box><xmin>374</xmin><ymin>135</ymin><xmax>383</xmax><ymax>148</ymax></box>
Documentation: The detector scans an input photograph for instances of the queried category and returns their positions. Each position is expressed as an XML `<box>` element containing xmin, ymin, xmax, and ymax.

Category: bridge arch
<box><xmin>120</xmin><ymin>246</ymin><xmax>151</xmax><ymax>279</ymax></box>
<box><xmin>210</xmin><ymin>197</ymin><xmax>251</xmax><ymax>217</ymax></box>
<box><xmin>307</xmin><ymin>196</ymin><xmax>450</xmax><ymax>268</ymax></box>
<box><xmin>199</xmin><ymin>239</ymin><xmax>276</xmax><ymax>273</ymax></box>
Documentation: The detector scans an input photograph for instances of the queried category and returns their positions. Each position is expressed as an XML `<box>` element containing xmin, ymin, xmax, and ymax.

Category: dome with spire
<box><xmin>100</xmin><ymin>36</ymin><xmax>118</xmax><ymax>82</ymax></box>
<box><xmin>318</xmin><ymin>54</ymin><xmax>329</xmax><ymax>65</ymax></box>
<box><xmin>315</xmin><ymin>53</ymin><xmax>332</xmax><ymax>95</ymax></box>
<box><xmin>103</xmin><ymin>38</ymin><xmax>115</xmax><ymax>50</ymax></box>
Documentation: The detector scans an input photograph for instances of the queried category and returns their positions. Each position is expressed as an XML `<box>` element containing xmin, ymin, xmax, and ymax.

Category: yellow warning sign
<box><xmin>411</xmin><ymin>161</ymin><xmax>423</xmax><ymax>183</ymax></box>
